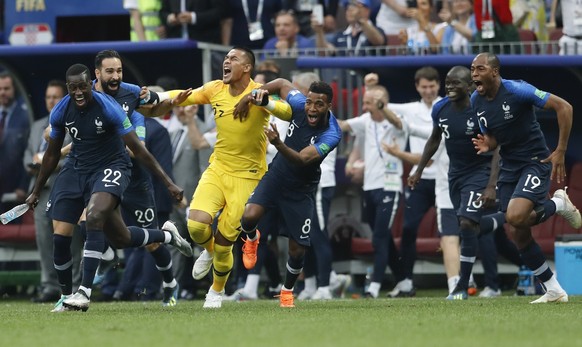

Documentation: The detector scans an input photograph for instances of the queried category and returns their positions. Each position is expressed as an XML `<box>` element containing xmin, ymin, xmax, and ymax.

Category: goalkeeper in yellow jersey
<box><xmin>154</xmin><ymin>46</ymin><xmax>292</xmax><ymax>308</ymax></box>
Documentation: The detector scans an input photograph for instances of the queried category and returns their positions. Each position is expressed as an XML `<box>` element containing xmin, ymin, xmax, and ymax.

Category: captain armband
<box><xmin>146</xmin><ymin>91</ymin><xmax>160</xmax><ymax>105</ymax></box>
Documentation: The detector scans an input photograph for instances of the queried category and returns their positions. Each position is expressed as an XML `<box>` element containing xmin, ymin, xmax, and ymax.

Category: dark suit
<box><xmin>159</xmin><ymin>0</ymin><xmax>226</xmax><ymax>43</ymax></box>
<box><xmin>0</xmin><ymin>101</ymin><xmax>31</xmax><ymax>212</ymax></box>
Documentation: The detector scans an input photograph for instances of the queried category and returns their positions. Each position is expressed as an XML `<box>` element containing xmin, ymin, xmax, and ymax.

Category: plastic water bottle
<box><xmin>364</xmin><ymin>266</ymin><xmax>373</xmax><ymax>293</ymax></box>
<box><xmin>0</xmin><ymin>203</ymin><xmax>30</xmax><ymax>224</ymax></box>
<box><xmin>516</xmin><ymin>266</ymin><xmax>536</xmax><ymax>295</ymax></box>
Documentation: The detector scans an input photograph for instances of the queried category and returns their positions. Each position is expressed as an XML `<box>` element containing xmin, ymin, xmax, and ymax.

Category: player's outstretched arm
<box><xmin>140</xmin><ymin>89</ymin><xmax>194</xmax><ymax>117</ymax></box>
<box><xmin>26</xmin><ymin>136</ymin><xmax>65</xmax><ymax>209</ymax></box>
<box><xmin>122</xmin><ymin>131</ymin><xmax>184</xmax><ymax>202</ymax></box>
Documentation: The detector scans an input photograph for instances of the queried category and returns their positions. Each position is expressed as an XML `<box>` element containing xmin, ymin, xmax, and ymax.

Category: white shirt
<box><xmin>266</xmin><ymin>115</ymin><xmax>289</xmax><ymax>165</ymax></box>
<box><xmin>401</xmin><ymin>116</ymin><xmax>452</xmax><ymax>208</ymax></box>
<box><xmin>433</xmin><ymin>140</ymin><xmax>453</xmax><ymax>209</ymax></box>
<box><xmin>319</xmin><ymin>148</ymin><xmax>337</xmax><ymax>188</ymax></box>
<box><xmin>389</xmin><ymin>97</ymin><xmax>441</xmax><ymax>180</ymax></box>
<box><xmin>376</xmin><ymin>0</ymin><xmax>416</xmax><ymax>35</ymax></box>
<box><xmin>346</xmin><ymin>113</ymin><xmax>407</xmax><ymax>192</ymax></box>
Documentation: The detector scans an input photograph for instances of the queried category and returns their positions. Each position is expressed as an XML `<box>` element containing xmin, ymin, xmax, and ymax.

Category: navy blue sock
<box><xmin>81</xmin><ymin>229</ymin><xmax>104</xmax><ymax>290</ymax></box>
<box><xmin>240</xmin><ymin>218</ymin><xmax>257</xmax><ymax>240</ymax></box>
<box><xmin>480</xmin><ymin>212</ymin><xmax>505</xmax><ymax>234</ymax></box>
<box><xmin>128</xmin><ymin>226</ymin><xmax>167</xmax><ymax>247</ymax></box>
<box><xmin>458</xmin><ymin>226</ymin><xmax>478</xmax><ymax>291</ymax></box>
<box><xmin>78</xmin><ymin>221</ymin><xmax>87</xmax><ymax>241</ymax></box>
<box><xmin>53</xmin><ymin>234</ymin><xmax>73</xmax><ymax>295</ymax></box>
<box><xmin>284</xmin><ymin>254</ymin><xmax>304</xmax><ymax>290</ymax></box>
<box><xmin>533</xmin><ymin>200</ymin><xmax>557</xmax><ymax>225</ymax></box>
<box><xmin>149</xmin><ymin>245</ymin><xmax>175</xmax><ymax>284</ymax></box>
<box><xmin>520</xmin><ymin>240</ymin><xmax>553</xmax><ymax>282</ymax></box>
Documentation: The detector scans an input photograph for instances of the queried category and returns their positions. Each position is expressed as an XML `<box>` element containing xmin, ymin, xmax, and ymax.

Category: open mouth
<box><xmin>473</xmin><ymin>80</ymin><xmax>484</xmax><ymax>93</ymax></box>
<box><xmin>75</xmin><ymin>94</ymin><xmax>86</xmax><ymax>107</ymax></box>
<box><xmin>307</xmin><ymin>114</ymin><xmax>318</xmax><ymax>125</ymax></box>
<box><xmin>446</xmin><ymin>90</ymin><xmax>457</xmax><ymax>98</ymax></box>
<box><xmin>223</xmin><ymin>67</ymin><xmax>232</xmax><ymax>78</ymax></box>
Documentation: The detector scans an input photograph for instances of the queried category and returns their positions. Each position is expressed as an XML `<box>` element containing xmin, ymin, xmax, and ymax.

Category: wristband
<box><xmin>265</xmin><ymin>100</ymin><xmax>276</xmax><ymax>111</ymax></box>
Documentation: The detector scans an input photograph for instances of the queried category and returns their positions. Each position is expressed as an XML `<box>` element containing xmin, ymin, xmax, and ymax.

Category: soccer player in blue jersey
<box><xmin>92</xmin><ymin>50</ymin><xmax>182</xmax><ymax>307</ymax></box>
<box><xmin>237</xmin><ymin>79</ymin><xmax>341</xmax><ymax>308</ymax></box>
<box><xmin>471</xmin><ymin>52</ymin><xmax>581</xmax><ymax>304</ymax></box>
<box><xmin>408</xmin><ymin>66</ymin><xmax>501</xmax><ymax>300</ymax></box>
<box><xmin>25</xmin><ymin>64</ymin><xmax>192</xmax><ymax>312</ymax></box>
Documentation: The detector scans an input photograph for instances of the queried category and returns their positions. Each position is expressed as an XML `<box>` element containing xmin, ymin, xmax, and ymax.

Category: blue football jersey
<box><xmin>471</xmin><ymin>79</ymin><xmax>550</xmax><ymax>173</ymax></box>
<box><xmin>269</xmin><ymin>89</ymin><xmax>342</xmax><ymax>191</ymax></box>
<box><xmin>49</xmin><ymin>91</ymin><xmax>133</xmax><ymax>174</ymax></box>
<box><xmin>432</xmin><ymin>97</ymin><xmax>491</xmax><ymax>180</ymax></box>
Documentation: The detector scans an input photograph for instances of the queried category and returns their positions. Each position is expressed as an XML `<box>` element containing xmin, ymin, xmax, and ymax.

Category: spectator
<box><xmin>263</xmin><ymin>10</ymin><xmax>316</xmax><ymax>57</ymax></box>
<box><xmin>0</xmin><ymin>71</ymin><xmax>31</xmax><ymax>215</ymax></box>
<box><xmin>124</xmin><ymin>0</ymin><xmax>163</xmax><ymax>41</ymax></box>
<box><xmin>313</xmin><ymin>0</ymin><xmax>387</xmax><ymax>56</ymax></box>
<box><xmin>221</xmin><ymin>0</ymin><xmax>283</xmax><ymax>48</ymax></box>
<box><xmin>551</xmin><ymin>0</ymin><xmax>582</xmax><ymax>55</ymax></box>
<box><xmin>511</xmin><ymin>0</ymin><xmax>548</xmax><ymax>41</ymax></box>
<box><xmin>159</xmin><ymin>0</ymin><xmax>226</xmax><ymax>43</ymax></box>
<box><xmin>385</xmin><ymin>66</ymin><xmax>441</xmax><ymax>297</ymax></box>
<box><xmin>375</xmin><ymin>0</ymin><xmax>416</xmax><ymax>35</ymax></box>
<box><xmin>398</xmin><ymin>0</ymin><xmax>448</xmax><ymax>54</ymax></box>
<box><xmin>338</xmin><ymin>85</ymin><xmax>407</xmax><ymax>299</ymax></box>
<box><xmin>472</xmin><ymin>0</ymin><xmax>521</xmax><ymax>53</ymax></box>
<box><xmin>438</xmin><ymin>0</ymin><xmax>477</xmax><ymax>54</ymax></box>
<box><xmin>286</xmin><ymin>0</ymin><xmax>340</xmax><ymax>36</ymax></box>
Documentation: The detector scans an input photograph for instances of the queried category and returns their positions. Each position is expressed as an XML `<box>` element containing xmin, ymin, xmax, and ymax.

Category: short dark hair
<box><xmin>309</xmin><ymin>81</ymin><xmax>333</xmax><ymax>104</ymax></box>
<box><xmin>232</xmin><ymin>46</ymin><xmax>256</xmax><ymax>69</ymax></box>
<box><xmin>95</xmin><ymin>50</ymin><xmax>122</xmax><ymax>69</ymax></box>
<box><xmin>47</xmin><ymin>79</ymin><xmax>67</xmax><ymax>96</ymax></box>
<box><xmin>448</xmin><ymin>66</ymin><xmax>472</xmax><ymax>84</ymax></box>
<box><xmin>0</xmin><ymin>71</ymin><xmax>13</xmax><ymax>83</ymax></box>
<box><xmin>485</xmin><ymin>52</ymin><xmax>500</xmax><ymax>71</ymax></box>
<box><xmin>415</xmin><ymin>66</ymin><xmax>440</xmax><ymax>84</ymax></box>
<box><xmin>66</xmin><ymin>64</ymin><xmax>91</xmax><ymax>81</ymax></box>
<box><xmin>254</xmin><ymin>70</ymin><xmax>279</xmax><ymax>83</ymax></box>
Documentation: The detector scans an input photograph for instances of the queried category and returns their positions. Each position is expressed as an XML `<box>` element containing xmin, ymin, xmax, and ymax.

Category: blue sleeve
<box><xmin>122</xmin><ymin>82</ymin><xmax>142</xmax><ymax>98</ymax></box>
<box><xmin>314</xmin><ymin>114</ymin><xmax>342</xmax><ymax>157</ymax></box>
<box><xmin>504</xmin><ymin>79</ymin><xmax>550</xmax><ymax>109</ymax></box>
<box><xmin>431</xmin><ymin>97</ymin><xmax>448</xmax><ymax>126</ymax></box>
<box><xmin>130</xmin><ymin>111</ymin><xmax>146</xmax><ymax>141</ymax></box>
<box><xmin>49</xmin><ymin>96</ymin><xmax>69</xmax><ymax>139</ymax></box>
<box><xmin>285</xmin><ymin>89</ymin><xmax>306</xmax><ymax>116</ymax></box>
<box><xmin>95</xmin><ymin>92</ymin><xmax>134</xmax><ymax>136</ymax></box>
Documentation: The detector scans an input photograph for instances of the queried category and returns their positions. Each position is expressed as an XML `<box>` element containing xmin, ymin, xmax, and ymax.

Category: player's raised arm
<box><xmin>140</xmin><ymin>88</ymin><xmax>194</xmax><ymax>117</ymax></box>
<box><xmin>234</xmin><ymin>78</ymin><xmax>293</xmax><ymax>122</ymax></box>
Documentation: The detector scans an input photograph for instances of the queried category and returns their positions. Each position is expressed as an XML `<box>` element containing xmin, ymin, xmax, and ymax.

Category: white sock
<box><xmin>400</xmin><ymin>278</ymin><xmax>413</xmax><ymax>291</ymax></box>
<box><xmin>79</xmin><ymin>286</ymin><xmax>92</xmax><ymax>298</ymax></box>
<box><xmin>329</xmin><ymin>270</ymin><xmax>338</xmax><ymax>284</ymax></box>
<box><xmin>163</xmin><ymin>278</ymin><xmax>177</xmax><ymax>288</ymax></box>
<box><xmin>243</xmin><ymin>274</ymin><xmax>260</xmax><ymax>296</ymax></box>
<box><xmin>304</xmin><ymin>276</ymin><xmax>317</xmax><ymax>292</ymax></box>
<box><xmin>282</xmin><ymin>285</ymin><xmax>293</xmax><ymax>291</ymax></box>
<box><xmin>544</xmin><ymin>273</ymin><xmax>564</xmax><ymax>292</ymax></box>
<box><xmin>448</xmin><ymin>276</ymin><xmax>460</xmax><ymax>294</ymax></box>
<box><xmin>368</xmin><ymin>282</ymin><xmax>381</xmax><ymax>297</ymax></box>
<box><xmin>318</xmin><ymin>285</ymin><xmax>330</xmax><ymax>292</ymax></box>
<box><xmin>551</xmin><ymin>196</ymin><xmax>565</xmax><ymax>211</ymax></box>
<box><xmin>101</xmin><ymin>247</ymin><xmax>115</xmax><ymax>261</ymax></box>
